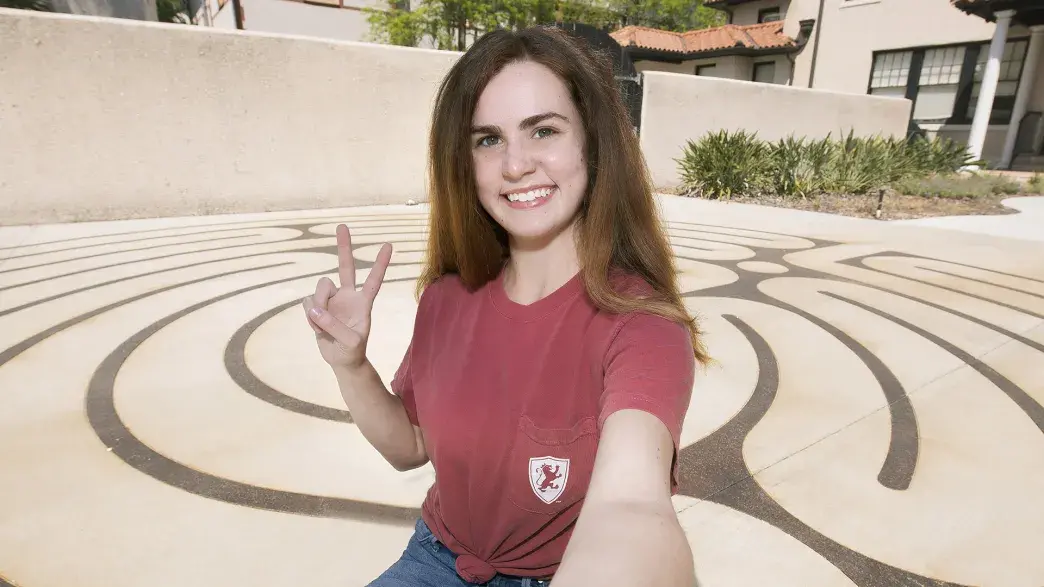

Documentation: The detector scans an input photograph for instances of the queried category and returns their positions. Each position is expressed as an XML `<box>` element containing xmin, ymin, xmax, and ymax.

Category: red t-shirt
<box><xmin>391</xmin><ymin>268</ymin><xmax>695</xmax><ymax>583</ymax></box>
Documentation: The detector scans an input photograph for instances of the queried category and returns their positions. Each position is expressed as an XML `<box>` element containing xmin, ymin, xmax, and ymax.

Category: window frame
<box><xmin>695</xmin><ymin>64</ymin><xmax>718</xmax><ymax>76</ymax></box>
<box><xmin>866</xmin><ymin>38</ymin><xmax>1029</xmax><ymax>126</ymax></box>
<box><xmin>757</xmin><ymin>7</ymin><xmax>782</xmax><ymax>23</ymax></box>
<box><xmin>752</xmin><ymin>61</ymin><xmax>777</xmax><ymax>84</ymax></box>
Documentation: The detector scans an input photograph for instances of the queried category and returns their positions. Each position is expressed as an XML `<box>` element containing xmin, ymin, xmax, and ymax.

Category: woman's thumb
<box><xmin>308</xmin><ymin>306</ymin><xmax>357</xmax><ymax>345</ymax></box>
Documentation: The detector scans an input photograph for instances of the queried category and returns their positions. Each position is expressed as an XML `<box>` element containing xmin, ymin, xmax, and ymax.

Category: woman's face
<box><xmin>471</xmin><ymin>60</ymin><xmax>589</xmax><ymax>246</ymax></box>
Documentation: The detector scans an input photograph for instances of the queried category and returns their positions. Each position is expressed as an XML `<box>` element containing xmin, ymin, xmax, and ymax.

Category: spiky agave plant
<box><xmin>1</xmin><ymin>0</ymin><xmax>52</xmax><ymax>9</ymax></box>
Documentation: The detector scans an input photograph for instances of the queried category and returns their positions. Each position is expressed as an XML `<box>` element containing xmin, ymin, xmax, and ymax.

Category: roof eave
<box><xmin>624</xmin><ymin>44</ymin><xmax>799</xmax><ymax>63</ymax></box>
<box><xmin>704</xmin><ymin>0</ymin><xmax>760</xmax><ymax>12</ymax></box>
<box><xmin>704</xmin><ymin>0</ymin><xmax>760</xmax><ymax>6</ymax></box>
<box><xmin>952</xmin><ymin>0</ymin><xmax>1044</xmax><ymax>25</ymax></box>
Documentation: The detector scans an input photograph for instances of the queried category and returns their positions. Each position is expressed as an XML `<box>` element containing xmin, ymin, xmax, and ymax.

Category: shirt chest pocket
<box><xmin>507</xmin><ymin>415</ymin><xmax>599</xmax><ymax>516</ymax></box>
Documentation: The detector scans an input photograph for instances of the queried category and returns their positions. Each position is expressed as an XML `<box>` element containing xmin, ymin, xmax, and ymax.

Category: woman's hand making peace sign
<box><xmin>303</xmin><ymin>224</ymin><xmax>393</xmax><ymax>371</ymax></box>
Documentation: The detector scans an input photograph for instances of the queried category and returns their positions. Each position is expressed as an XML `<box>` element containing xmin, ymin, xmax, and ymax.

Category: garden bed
<box><xmin>705</xmin><ymin>191</ymin><xmax>1020</xmax><ymax>220</ymax></box>
<box><xmin>670</xmin><ymin>129</ymin><xmax>1042</xmax><ymax>220</ymax></box>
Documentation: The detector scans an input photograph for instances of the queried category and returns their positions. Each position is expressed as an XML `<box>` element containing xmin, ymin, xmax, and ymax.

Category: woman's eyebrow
<box><xmin>519</xmin><ymin>111</ymin><xmax>568</xmax><ymax>129</ymax></box>
<box><xmin>470</xmin><ymin>112</ymin><xmax>569</xmax><ymax>135</ymax></box>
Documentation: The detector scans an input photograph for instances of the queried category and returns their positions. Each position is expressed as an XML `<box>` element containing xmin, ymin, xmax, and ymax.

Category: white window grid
<box><xmin>919</xmin><ymin>46</ymin><xmax>965</xmax><ymax>86</ymax></box>
<box><xmin>870</xmin><ymin>51</ymin><xmax>912</xmax><ymax>89</ymax></box>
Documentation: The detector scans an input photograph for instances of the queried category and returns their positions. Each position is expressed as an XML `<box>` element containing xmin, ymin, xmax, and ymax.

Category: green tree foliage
<box><xmin>366</xmin><ymin>0</ymin><xmax>718</xmax><ymax>50</ymax></box>
<box><xmin>156</xmin><ymin>0</ymin><xmax>189</xmax><ymax>23</ymax></box>
<box><xmin>608</xmin><ymin>0</ymin><xmax>724</xmax><ymax>32</ymax></box>
<box><xmin>0</xmin><ymin>0</ymin><xmax>52</xmax><ymax>11</ymax></box>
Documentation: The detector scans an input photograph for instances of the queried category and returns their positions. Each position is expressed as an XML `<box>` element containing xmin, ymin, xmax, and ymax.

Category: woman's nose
<box><xmin>502</xmin><ymin>140</ymin><xmax>535</xmax><ymax>179</ymax></box>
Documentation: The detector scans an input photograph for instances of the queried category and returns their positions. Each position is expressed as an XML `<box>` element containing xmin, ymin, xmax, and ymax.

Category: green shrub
<box><xmin>766</xmin><ymin>136</ymin><xmax>832</xmax><ymax>198</ymax></box>
<box><xmin>676</xmin><ymin>130</ymin><xmax>769</xmax><ymax>199</ymax></box>
<box><xmin>676</xmin><ymin>130</ymin><xmax>978</xmax><ymax>198</ymax></box>
<box><xmin>894</xmin><ymin>173</ymin><xmax>1021</xmax><ymax>198</ymax></box>
<box><xmin>1027</xmin><ymin>173</ymin><xmax>1044</xmax><ymax>194</ymax></box>
<box><xmin>821</xmin><ymin>132</ymin><xmax>902</xmax><ymax>194</ymax></box>
<box><xmin>904</xmin><ymin>135</ymin><xmax>981</xmax><ymax>174</ymax></box>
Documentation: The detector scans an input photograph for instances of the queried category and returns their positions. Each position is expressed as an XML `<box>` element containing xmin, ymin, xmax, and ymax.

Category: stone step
<box><xmin>1010</xmin><ymin>153</ymin><xmax>1044</xmax><ymax>173</ymax></box>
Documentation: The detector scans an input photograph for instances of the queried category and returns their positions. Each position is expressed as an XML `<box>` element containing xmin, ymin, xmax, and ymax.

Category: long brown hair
<box><xmin>418</xmin><ymin>25</ymin><xmax>708</xmax><ymax>364</ymax></box>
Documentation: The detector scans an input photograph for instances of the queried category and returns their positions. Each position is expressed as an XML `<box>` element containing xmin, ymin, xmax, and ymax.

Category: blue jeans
<box><xmin>367</xmin><ymin>518</ymin><xmax>552</xmax><ymax>587</ymax></box>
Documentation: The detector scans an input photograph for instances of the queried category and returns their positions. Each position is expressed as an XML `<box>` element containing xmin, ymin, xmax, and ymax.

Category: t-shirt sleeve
<box><xmin>390</xmin><ymin>278</ymin><xmax>445</xmax><ymax>427</ymax></box>
<box><xmin>390</xmin><ymin>339</ymin><xmax>419</xmax><ymax>426</ymax></box>
<box><xmin>599</xmin><ymin>312</ymin><xmax>696</xmax><ymax>492</ymax></box>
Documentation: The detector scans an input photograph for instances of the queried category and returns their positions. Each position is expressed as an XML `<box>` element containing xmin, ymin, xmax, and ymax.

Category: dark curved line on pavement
<box><xmin>224</xmin><ymin>272</ymin><xmax>422</xmax><ymax>421</ymax></box>
<box><xmin>0</xmin><ymin>214</ymin><xmax>428</xmax><ymax>252</ymax></box>
<box><xmin>831</xmin><ymin>293</ymin><xmax>1044</xmax><ymax>435</ymax></box>
<box><xmin>0</xmin><ymin>263</ymin><xmax>291</xmax><ymax>368</ymax></box>
<box><xmin>0</xmin><ymin>232</ymin><xmax>425</xmax><ymax>294</ymax></box>
<box><xmin>668</xmin><ymin>227</ymin><xmax>792</xmax><ymax>248</ymax></box>
<box><xmin>1</xmin><ymin>227</ymin><xmax>281</xmax><ymax>261</ymax></box>
<box><xmin>0</xmin><ymin>236</ymin><xmax>323</xmax><ymax>293</ymax></box>
<box><xmin>850</xmin><ymin>257</ymin><xmax>1044</xmax><ymax>321</ymax></box>
<box><xmin>872</xmin><ymin>252</ymin><xmax>1044</xmax><ymax>285</ymax></box>
<box><xmin>85</xmin><ymin>271</ymin><xmax>420</xmax><ymax>525</ymax></box>
<box><xmin>850</xmin><ymin>280</ymin><xmax>1044</xmax><ymax>355</ymax></box>
<box><xmin>878</xmin><ymin>261</ymin><xmax>1044</xmax><ymax>309</ymax></box>
<box><xmin>225</xmin><ymin>300</ymin><xmax>354</xmax><ymax>423</ymax></box>
<box><xmin>914</xmin><ymin>265</ymin><xmax>1044</xmax><ymax>297</ymax></box>
<box><xmin>677</xmin><ymin>315</ymin><xmax>970</xmax><ymax>587</ymax></box>
<box><xmin>676</xmin><ymin>314</ymin><xmax>779</xmax><ymax>500</ymax></box>
<box><xmin>0</xmin><ymin>234</ymin><xmax>262</xmax><ymax>275</ymax></box>
<box><xmin>666</xmin><ymin>220</ymin><xmax>828</xmax><ymax>242</ymax></box>
<box><xmin>770</xmin><ymin>302</ymin><xmax>918</xmax><ymax>491</ymax></box>
<box><xmin>0</xmin><ymin>252</ymin><xmax>314</xmax><ymax>319</ymax></box>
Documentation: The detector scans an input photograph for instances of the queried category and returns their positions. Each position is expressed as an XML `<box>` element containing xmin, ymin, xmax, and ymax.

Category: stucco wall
<box><xmin>785</xmin><ymin>0</ymin><xmax>1000</xmax><ymax>93</ymax></box>
<box><xmin>729</xmin><ymin>0</ymin><xmax>785</xmax><ymax>25</ymax></box>
<box><xmin>210</xmin><ymin>0</ymin><xmax>378</xmax><ymax>43</ymax></box>
<box><xmin>635</xmin><ymin>55</ymin><xmax>792</xmax><ymax>85</ymax></box>
<box><xmin>1</xmin><ymin>9</ymin><xmax>917</xmax><ymax>224</ymax></box>
<box><xmin>639</xmin><ymin>70</ymin><xmax>912</xmax><ymax>188</ymax></box>
<box><xmin>0</xmin><ymin>9</ymin><xmax>460</xmax><ymax>225</ymax></box>
<box><xmin>49</xmin><ymin>0</ymin><xmax>157</xmax><ymax>21</ymax></box>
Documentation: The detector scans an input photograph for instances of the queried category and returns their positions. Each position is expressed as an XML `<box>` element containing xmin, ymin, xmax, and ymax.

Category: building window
<box><xmin>966</xmin><ymin>38</ymin><xmax>1028</xmax><ymax>124</ymax></box>
<box><xmin>758</xmin><ymin>7</ymin><xmax>782</xmax><ymax>23</ymax></box>
<box><xmin>868</xmin><ymin>38</ymin><xmax>1028</xmax><ymax>125</ymax></box>
<box><xmin>753</xmin><ymin>62</ymin><xmax>776</xmax><ymax>84</ymax></box>
<box><xmin>913</xmin><ymin>46</ymin><xmax>965</xmax><ymax>122</ymax></box>
<box><xmin>869</xmin><ymin>50</ymin><xmax>912</xmax><ymax>99</ymax></box>
<box><xmin>696</xmin><ymin>64</ymin><xmax>718</xmax><ymax>76</ymax></box>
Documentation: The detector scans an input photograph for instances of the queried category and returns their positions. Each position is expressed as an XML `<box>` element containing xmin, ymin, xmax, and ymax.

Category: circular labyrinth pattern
<box><xmin>0</xmin><ymin>208</ymin><xmax>1042</xmax><ymax>587</ymax></box>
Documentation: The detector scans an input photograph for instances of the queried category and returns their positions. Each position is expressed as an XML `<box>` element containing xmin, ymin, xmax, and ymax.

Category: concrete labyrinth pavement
<box><xmin>0</xmin><ymin>198</ymin><xmax>1042</xmax><ymax>587</ymax></box>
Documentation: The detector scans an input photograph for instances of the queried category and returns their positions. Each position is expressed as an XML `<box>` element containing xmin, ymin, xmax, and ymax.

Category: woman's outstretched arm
<box><xmin>550</xmin><ymin>408</ymin><xmax>697</xmax><ymax>587</ymax></box>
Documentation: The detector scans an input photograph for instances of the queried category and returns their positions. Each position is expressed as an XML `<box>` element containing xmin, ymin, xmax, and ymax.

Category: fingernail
<box><xmin>309</xmin><ymin>307</ymin><xmax>323</xmax><ymax>319</ymax></box>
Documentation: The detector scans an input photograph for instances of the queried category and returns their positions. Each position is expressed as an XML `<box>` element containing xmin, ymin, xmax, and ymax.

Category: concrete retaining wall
<box><xmin>2</xmin><ymin>9</ymin><xmax>913</xmax><ymax>225</ymax></box>
<box><xmin>0</xmin><ymin>8</ymin><xmax>459</xmax><ymax>225</ymax></box>
<box><xmin>639</xmin><ymin>71</ymin><xmax>913</xmax><ymax>188</ymax></box>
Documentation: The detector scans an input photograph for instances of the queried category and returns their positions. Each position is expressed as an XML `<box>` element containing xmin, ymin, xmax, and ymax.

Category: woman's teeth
<box><xmin>506</xmin><ymin>187</ymin><xmax>554</xmax><ymax>202</ymax></box>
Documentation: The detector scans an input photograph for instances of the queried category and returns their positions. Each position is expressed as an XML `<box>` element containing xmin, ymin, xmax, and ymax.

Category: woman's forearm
<box><xmin>552</xmin><ymin>499</ymin><xmax>696</xmax><ymax>586</ymax></box>
<box><xmin>332</xmin><ymin>361</ymin><xmax>427</xmax><ymax>471</ymax></box>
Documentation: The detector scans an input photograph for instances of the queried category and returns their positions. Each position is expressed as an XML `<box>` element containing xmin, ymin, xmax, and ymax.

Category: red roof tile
<box><xmin>610</xmin><ymin>21</ymin><xmax>794</xmax><ymax>55</ymax></box>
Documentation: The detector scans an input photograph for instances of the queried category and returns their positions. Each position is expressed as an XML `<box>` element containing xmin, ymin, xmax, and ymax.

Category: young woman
<box><xmin>303</xmin><ymin>25</ymin><xmax>708</xmax><ymax>587</ymax></box>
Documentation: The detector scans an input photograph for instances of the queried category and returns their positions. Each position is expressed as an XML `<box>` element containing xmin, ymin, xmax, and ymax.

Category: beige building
<box><xmin>614</xmin><ymin>0</ymin><xmax>1044</xmax><ymax>170</ymax></box>
<box><xmin>201</xmin><ymin>0</ymin><xmax>382</xmax><ymax>42</ymax></box>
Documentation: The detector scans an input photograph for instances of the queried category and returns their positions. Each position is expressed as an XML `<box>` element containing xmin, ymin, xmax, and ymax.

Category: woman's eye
<box><xmin>477</xmin><ymin>135</ymin><xmax>500</xmax><ymax>148</ymax></box>
<box><xmin>534</xmin><ymin>127</ymin><xmax>556</xmax><ymax>139</ymax></box>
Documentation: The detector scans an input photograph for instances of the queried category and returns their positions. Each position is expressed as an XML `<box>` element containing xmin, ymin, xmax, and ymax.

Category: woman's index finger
<box><xmin>362</xmin><ymin>242</ymin><xmax>393</xmax><ymax>300</ymax></box>
<box><xmin>336</xmin><ymin>224</ymin><xmax>357</xmax><ymax>288</ymax></box>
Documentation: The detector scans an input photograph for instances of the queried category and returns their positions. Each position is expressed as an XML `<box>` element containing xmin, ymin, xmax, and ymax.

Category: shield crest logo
<box><xmin>529</xmin><ymin>456</ymin><xmax>570</xmax><ymax>504</ymax></box>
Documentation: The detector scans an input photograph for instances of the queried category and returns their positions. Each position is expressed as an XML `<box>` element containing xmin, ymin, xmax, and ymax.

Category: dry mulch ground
<box><xmin>658</xmin><ymin>188</ymin><xmax>1026</xmax><ymax>221</ymax></box>
<box><xmin>721</xmin><ymin>192</ymin><xmax>1020</xmax><ymax>220</ymax></box>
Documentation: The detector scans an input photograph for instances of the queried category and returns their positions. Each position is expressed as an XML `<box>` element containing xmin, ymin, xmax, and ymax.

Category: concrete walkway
<box><xmin>1</xmin><ymin>196</ymin><xmax>1042</xmax><ymax>587</ymax></box>
<box><xmin>892</xmin><ymin>195</ymin><xmax>1044</xmax><ymax>243</ymax></box>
